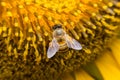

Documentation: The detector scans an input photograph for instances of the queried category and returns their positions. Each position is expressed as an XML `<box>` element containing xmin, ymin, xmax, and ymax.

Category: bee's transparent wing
<box><xmin>47</xmin><ymin>38</ymin><xmax>59</xmax><ymax>58</ymax></box>
<box><xmin>65</xmin><ymin>34</ymin><xmax>82</xmax><ymax>50</ymax></box>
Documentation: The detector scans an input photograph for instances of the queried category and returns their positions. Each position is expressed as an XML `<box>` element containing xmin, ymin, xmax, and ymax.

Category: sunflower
<box><xmin>0</xmin><ymin>0</ymin><xmax>120</xmax><ymax>80</ymax></box>
<box><xmin>62</xmin><ymin>39</ymin><xmax>120</xmax><ymax>80</ymax></box>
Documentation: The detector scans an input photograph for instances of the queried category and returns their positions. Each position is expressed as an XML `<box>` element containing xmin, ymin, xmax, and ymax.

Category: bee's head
<box><xmin>52</xmin><ymin>24</ymin><xmax>62</xmax><ymax>30</ymax></box>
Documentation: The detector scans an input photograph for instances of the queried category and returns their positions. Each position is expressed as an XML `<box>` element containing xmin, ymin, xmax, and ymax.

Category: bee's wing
<box><xmin>65</xmin><ymin>34</ymin><xmax>82</xmax><ymax>50</ymax></box>
<box><xmin>47</xmin><ymin>38</ymin><xmax>59</xmax><ymax>58</ymax></box>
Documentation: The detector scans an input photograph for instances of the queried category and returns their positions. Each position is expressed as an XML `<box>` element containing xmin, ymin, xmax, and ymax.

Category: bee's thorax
<box><xmin>53</xmin><ymin>29</ymin><xmax>66</xmax><ymax>38</ymax></box>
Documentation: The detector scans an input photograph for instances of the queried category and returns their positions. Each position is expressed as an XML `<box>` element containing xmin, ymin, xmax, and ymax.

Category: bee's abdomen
<box><xmin>59</xmin><ymin>43</ymin><xmax>68</xmax><ymax>51</ymax></box>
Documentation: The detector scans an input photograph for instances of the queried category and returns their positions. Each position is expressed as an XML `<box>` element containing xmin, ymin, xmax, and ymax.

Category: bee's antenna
<box><xmin>52</xmin><ymin>24</ymin><xmax>62</xmax><ymax>30</ymax></box>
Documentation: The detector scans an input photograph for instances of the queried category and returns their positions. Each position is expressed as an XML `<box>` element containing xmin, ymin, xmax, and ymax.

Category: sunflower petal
<box><xmin>110</xmin><ymin>39</ymin><xmax>120</xmax><ymax>66</ymax></box>
<box><xmin>75</xmin><ymin>69</ymin><xmax>94</xmax><ymax>80</ymax></box>
<box><xmin>95</xmin><ymin>51</ymin><xmax>120</xmax><ymax>80</ymax></box>
<box><xmin>82</xmin><ymin>62</ymin><xmax>104</xmax><ymax>80</ymax></box>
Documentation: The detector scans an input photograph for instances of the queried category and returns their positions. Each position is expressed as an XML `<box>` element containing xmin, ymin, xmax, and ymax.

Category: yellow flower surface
<box><xmin>72</xmin><ymin>39</ymin><xmax>120</xmax><ymax>80</ymax></box>
<box><xmin>0</xmin><ymin>0</ymin><xmax>120</xmax><ymax>80</ymax></box>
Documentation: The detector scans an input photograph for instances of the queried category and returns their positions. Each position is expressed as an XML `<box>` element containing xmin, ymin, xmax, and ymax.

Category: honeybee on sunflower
<box><xmin>0</xmin><ymin>0</ymin><xmax>120</xmax><ymax>80</ymax></box>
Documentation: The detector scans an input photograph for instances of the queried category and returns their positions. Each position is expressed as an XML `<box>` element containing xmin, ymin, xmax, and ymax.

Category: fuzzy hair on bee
<box><xmin>47</xmin><ymin>24</ymin><xmax>82</xmax><ymax>58</ymax></box>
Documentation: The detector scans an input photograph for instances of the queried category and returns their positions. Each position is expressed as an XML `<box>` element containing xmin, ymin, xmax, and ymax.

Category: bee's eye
<box><xmin>52</xmin><ymin>24</ymin><xmax>62</xmax><ymax>30</ymax></box>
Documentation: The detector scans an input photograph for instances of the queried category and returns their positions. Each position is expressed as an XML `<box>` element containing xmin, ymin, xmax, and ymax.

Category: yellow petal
<box><xmin>110</xmin><ymin>39</ymin><xmax>120</xmax><ymax>66</ymax></box>
<box><xmin>75</xmin><ymin>69</ymin><xmax>94</xmax><ymax>80</ymax></box>
<box><xmin>95</xmin><ymin>50</ymin><xmax>120</xmax><ymax>80</ymax></box>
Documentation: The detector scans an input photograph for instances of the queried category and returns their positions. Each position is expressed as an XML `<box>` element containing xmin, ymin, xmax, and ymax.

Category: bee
<box><xmin>47</xmin><ymin>24</ymin><xmax>82</xmax><ymax>58</ymax></box>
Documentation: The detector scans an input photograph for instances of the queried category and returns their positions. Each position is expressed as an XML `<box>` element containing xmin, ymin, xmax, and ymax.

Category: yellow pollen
<box><xmin>1</xmin><ymin>2</ymin><xmax>6</xmax><ymax>6</ymax></box>
<box><xmin>48</xmin><ymin>16</ymin><xmax>52</xmax><ymax>21</ymax></box>
<box><xmin>14</xmin><ymin>22</ymin><xmax>19</xmax><ymax>27</ymax></box>
<box><xmin>44</xmin><ymin>32</ymin><xmax>48</xmax><ymax>36</ymax></box>
<box><xmin>37</xmin><ymin>15</ymin><xmax>42</xmax><ymax>19</ymax></box>
<box><xmin>92</xmin><ymin>13</ymin><xmax>96</xmax><ymax>16</ymax></box>
<box><xmin>18</xmin><ymin>5</ymin><xmax>24</xmax><ymax>9</ymax></box>
<box><xmin>103</xmin><ymin>5</ymin><xmax>108</xmax><ymax>10</ymax></box>
<box><xmin>93</xmin><ymin>4</ymin><xmax>98</xmax><ymax>7</ymax></box>
<box><xmin>24</xmin><ymin>16</ymin><xmax>29</xmax><ymax>22</ymax></box>
<box><xmin>108</xmin><ymin>2</ymin><xmax>113</xmax><ymax>7</ymax></box>
<box><xmin>28</xmin><ymin>28</ymin><xmax>33</xmax><ymax>32</ymax></box>
<box><xmin>0</xmin><ymin>28</ymin><xmax>2</xmax><ymax>35</ymax></box>
<box><xmin>2</xmin><ymin>26</ymin><xmax>7</xmax><ymax>31</ymax></box>
<box><xmin>15</xmin><ymin>32</ymin><xmax>19</xmax><ymax>37</ymax></box>
<box><xmin>7</xmin><ymin>11</ymin><xmax>12</xmax><ymax>17</ymax></box>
